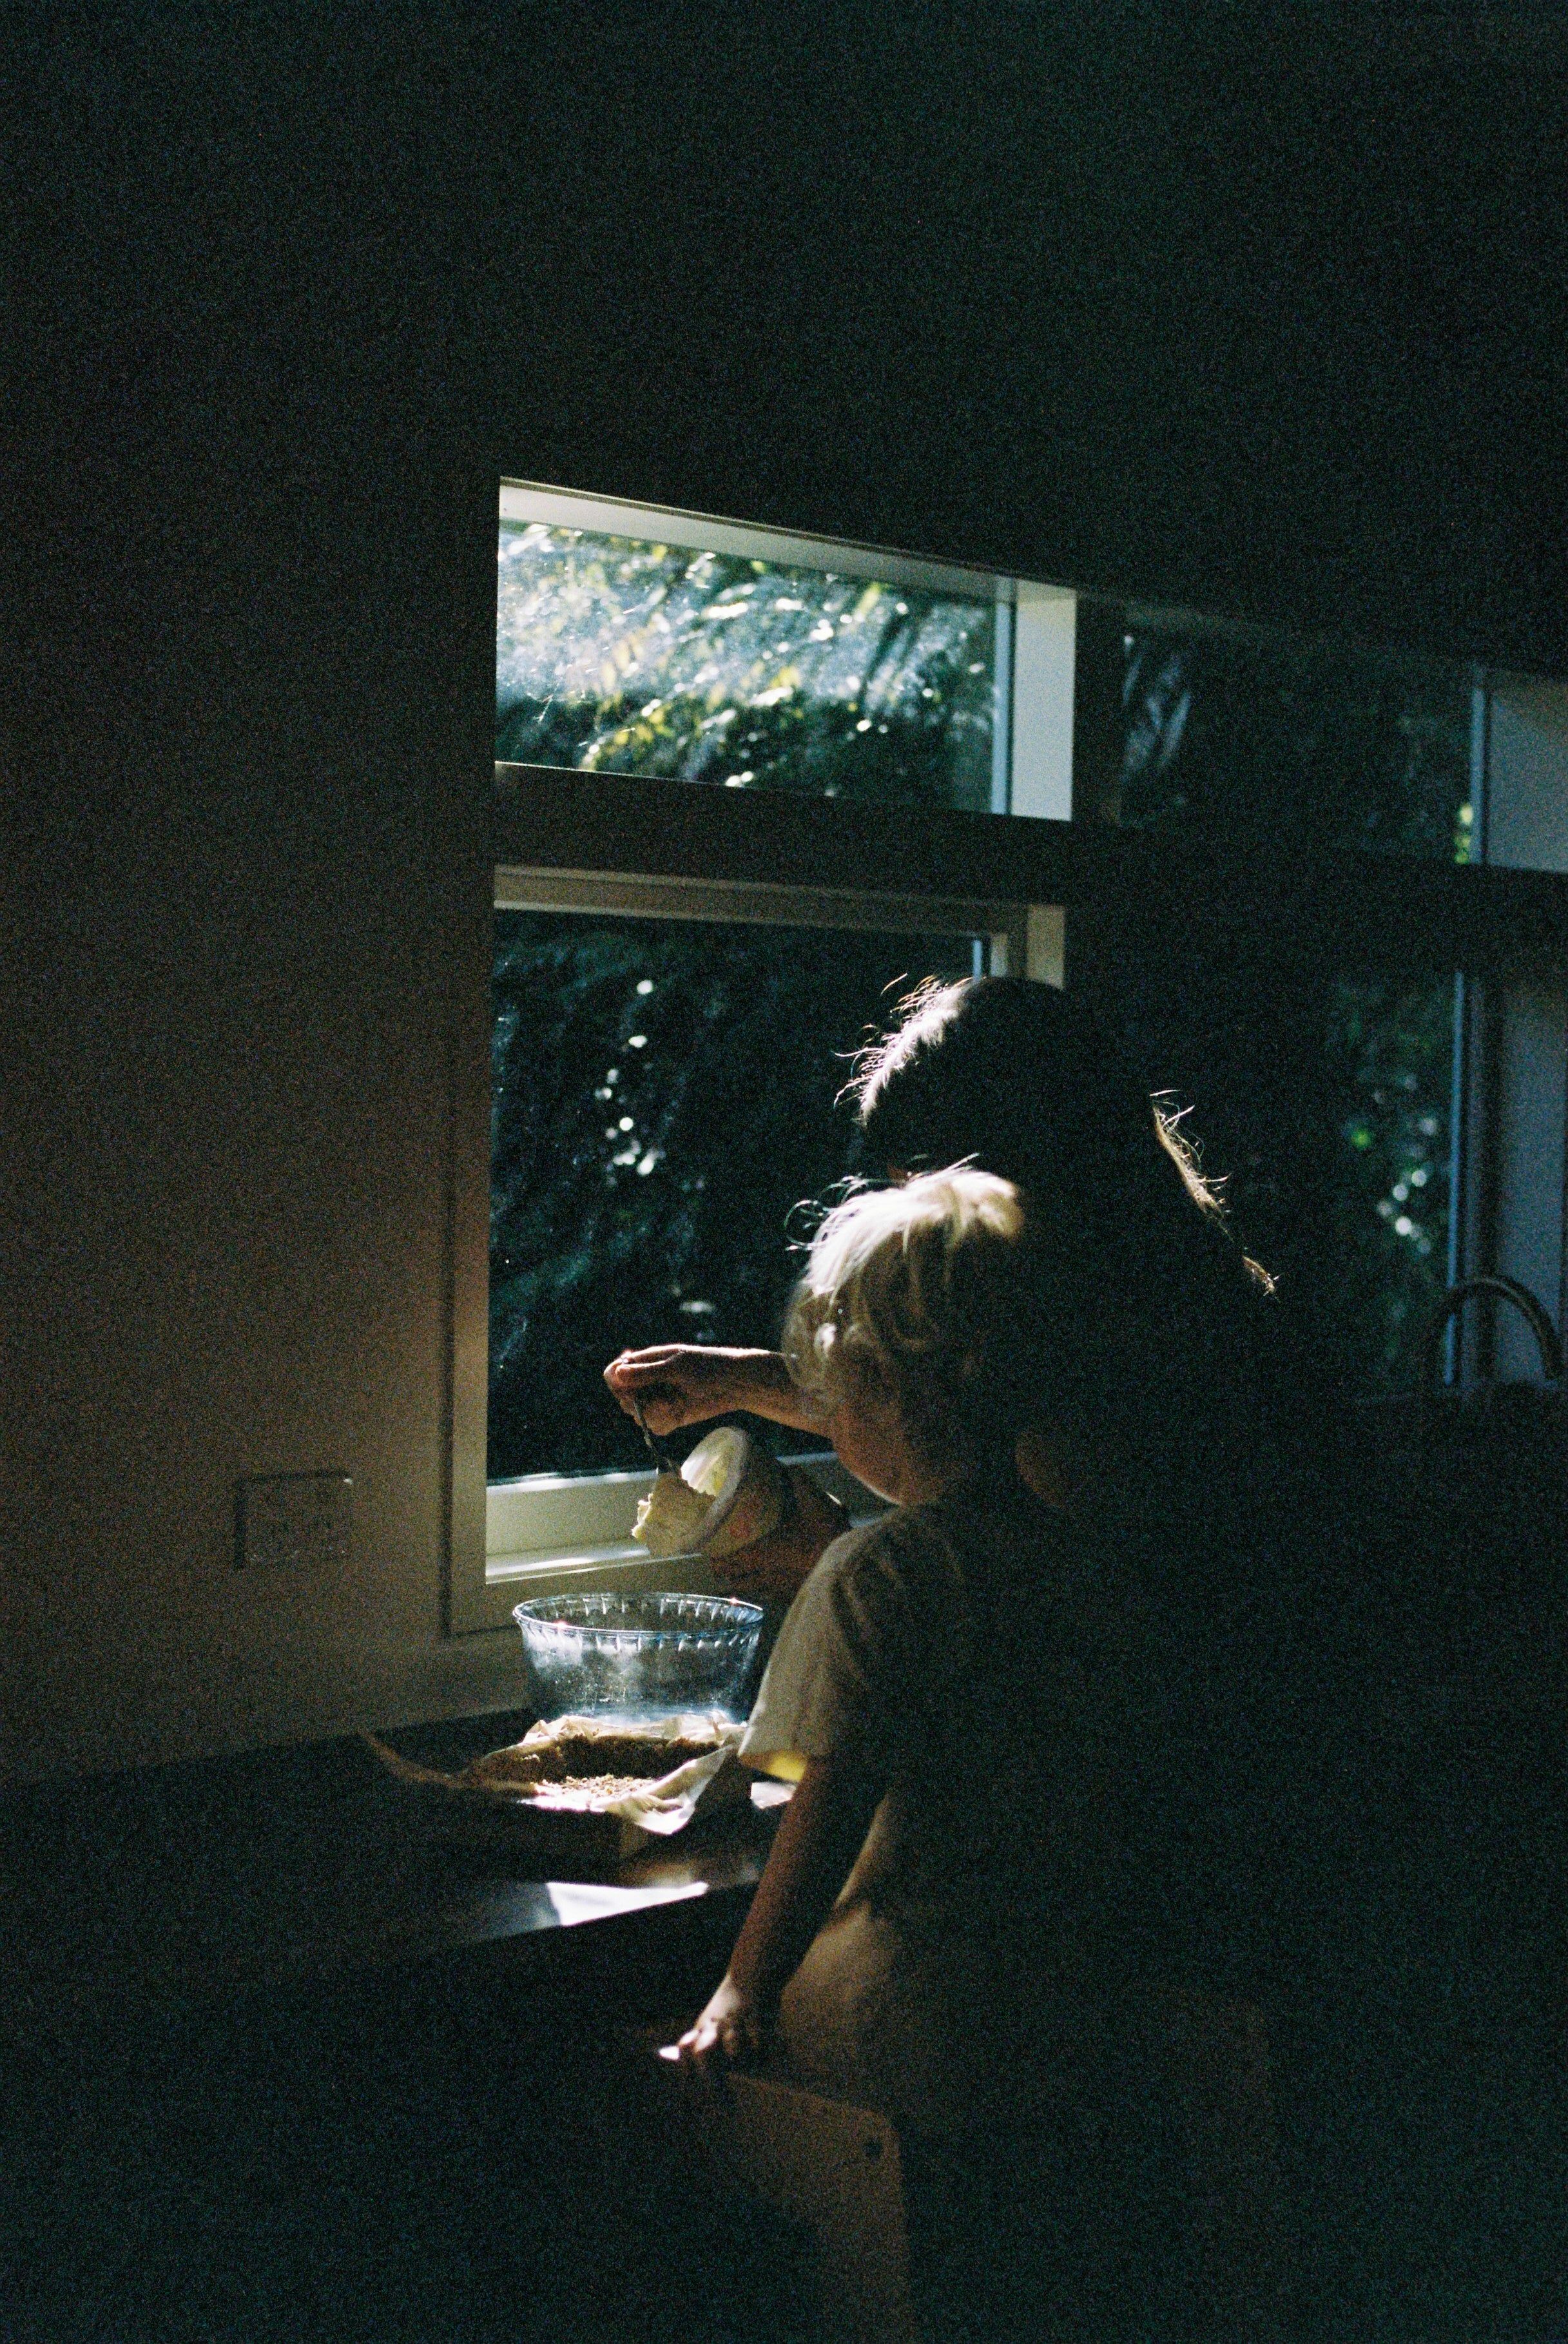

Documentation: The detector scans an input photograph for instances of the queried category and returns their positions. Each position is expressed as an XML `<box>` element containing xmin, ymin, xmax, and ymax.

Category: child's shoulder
<box><xmin>797</xmin><ymin>1501</ymin><xmax>945</xmax><ymax>1609</ymax></box>
<box><xmin>921</xmin><ymin>1471</ymin><xmax>1069</xmax><ymax>1549</ymax></box>
<box><xmin>828</xmin><ymin>1475</ymin><xmax>1067</xmax><ymax>1598</ymax></box>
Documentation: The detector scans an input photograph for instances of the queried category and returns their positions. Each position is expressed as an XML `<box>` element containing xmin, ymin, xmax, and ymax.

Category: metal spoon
<box><xmin>632</xmin><ymin>1393</ymin><xmax>677</xmax><ymax>1472</ymax></box>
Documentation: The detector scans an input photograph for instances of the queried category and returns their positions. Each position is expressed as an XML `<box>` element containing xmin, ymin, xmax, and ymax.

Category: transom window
<box><xmin>495</xmin><ymin>481</ymin><xmax>1076</xmax><ymax>823</ymax></box>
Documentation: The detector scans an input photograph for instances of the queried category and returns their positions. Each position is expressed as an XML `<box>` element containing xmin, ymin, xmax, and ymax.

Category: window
<box><xmin>463</xmin><ymin>880</ymin><xmax>1032</xmax><ymax>1632</ymax></box>
<box><xmin>489</xmin><ymin>904</ymin><xmax>986</xmax><ymax>1483</ymax></box>
<box><xmin>498</xmin><ymin>515</ymin><xmax>1000</xmax><ymax>813</ymax></box>
<box><xmin>446</xmin><ymin>478</ymin><xmax>1568</xmax><ymax>1637</ymax></box>
<box><xmin>1114</xmin><ymin>617</ymin><xmax>1476</xmax><ymax>860</ymax></box>
<box><xmin>453</xmin><ymin>487</ymin><xmax>1072</xmax><ymax>1633</ymax></box>
<box><xmin>495</xmin><ymin>482</ymin><xmax>1075</xmax><ymax>822</ymax></box>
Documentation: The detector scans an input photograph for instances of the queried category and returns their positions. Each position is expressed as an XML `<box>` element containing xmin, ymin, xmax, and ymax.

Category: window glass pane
<box><xmin>496</xmin><ymin>523</ymin><xmax>998</xmax><ymax>812</ymax></box>
<box><xmin>1486</xmin><ymin>678</ymin><xmax>1568</xmax><ymax>873</ymax></box>
<box><xmin>489</xmin><ymin>911</ymin><xmax>978</xmax><ymax>1481</ymax></box>
<box><xmin>1095</xmin><ymin>947</ymin><xmax>1455</xmax><ymax>1394</ymax></box>
<box><xmin>1119</xmin><ymin>626</ymin><xmax>1475</xmax><ymax>862</ymax></box>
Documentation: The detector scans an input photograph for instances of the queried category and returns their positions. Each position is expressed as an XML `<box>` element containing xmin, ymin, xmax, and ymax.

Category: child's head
<box><xmin>782</xmin><ymin>1167</ymin><xmax>1029</xmax><ymax>1483</ymax></box>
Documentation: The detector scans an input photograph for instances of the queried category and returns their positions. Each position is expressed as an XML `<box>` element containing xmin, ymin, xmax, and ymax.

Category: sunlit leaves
<box><xmin>496</xmin><ymin>524</ymin><xmax>995</xmax><ymax>810</ymax></box>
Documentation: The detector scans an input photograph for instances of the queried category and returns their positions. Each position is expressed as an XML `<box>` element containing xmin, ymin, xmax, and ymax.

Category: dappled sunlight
<box><xmin>496</xmin><ymin>523</ymin><xmax>997</xmax><ymax>809</ymax></box>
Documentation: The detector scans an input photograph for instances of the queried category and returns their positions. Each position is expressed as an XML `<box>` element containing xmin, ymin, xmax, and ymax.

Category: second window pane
<box><xmin>1119</xmin><ymin>626</ymin><xmax>1475</xmax><ymax>861</ymax></box>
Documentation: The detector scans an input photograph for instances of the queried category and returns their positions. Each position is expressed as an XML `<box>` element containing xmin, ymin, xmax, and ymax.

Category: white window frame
<box><xmin>498</xmin><ymin>478</ymin><xmax>1020</xmax><ymax>600</ymax></box>
<box><xmin>447</xmin><ymin>484</ymin><xmax>1079</xmax><ymax>1636</ymax></box>
<box><xmin>453</xmin><ymin>869</ymin><xmax>1063</xmax><ymax>1634</ymax></box>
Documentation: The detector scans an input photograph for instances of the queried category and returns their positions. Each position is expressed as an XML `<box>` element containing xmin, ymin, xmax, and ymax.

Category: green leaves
<box><xmin>495</xmin><ymin>523</ymin><xmax>996</xmax><ymax>810</ymax></box>
<box><xmin>489</xmin><ymin>911</ymin><xmax>973</xmax><ymax>1478</ymax></box>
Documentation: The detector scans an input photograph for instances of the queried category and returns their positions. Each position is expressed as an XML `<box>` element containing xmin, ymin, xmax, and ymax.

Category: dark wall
<box><xmin>15</xmin><ymin>4</ymin><xmax>1568</xmax><ymax>681</ymax></box>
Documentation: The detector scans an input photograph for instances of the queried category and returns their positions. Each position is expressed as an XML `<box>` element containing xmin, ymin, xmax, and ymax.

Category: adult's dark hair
<box><xmin>851</xmin><ymin>989</ymin><xmax>1312</xmax><ymax>2010</ymax></box>
<box><xmin>847</xmin><ymin>977</ymin><xmax>1277</xmax><ymax>1502</ymax></box>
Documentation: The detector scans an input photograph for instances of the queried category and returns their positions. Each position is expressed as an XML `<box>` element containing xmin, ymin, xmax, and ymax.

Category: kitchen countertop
<box><xmin>0</xmin><ymin>1712</ymin><xmax>781</xmax><ymax>2035</ymax></box>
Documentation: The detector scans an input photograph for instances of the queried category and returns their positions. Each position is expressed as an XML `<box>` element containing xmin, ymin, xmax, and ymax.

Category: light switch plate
<box><xmin>235</xmin><ymin>1472</ymin><xmax>353</xmax><ymax>1571</ymax></box>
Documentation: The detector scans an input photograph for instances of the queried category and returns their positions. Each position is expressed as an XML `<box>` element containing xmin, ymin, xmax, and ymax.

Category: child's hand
<box><xmin>667</xmin><ymin>1972</ymin><xmax>769</xmax><ymax>2085</ymax></box>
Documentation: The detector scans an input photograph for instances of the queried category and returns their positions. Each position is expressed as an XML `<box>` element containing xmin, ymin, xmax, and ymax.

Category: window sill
<box><xmin>452</xmin><ymin>1455</ymin><xmax>879</xmax><ymax>1635</ymax></box>
<box><xmin>489</xmin><ymin>1540</ymin><xmax>722</xmax><ymax>1611</ymax></box>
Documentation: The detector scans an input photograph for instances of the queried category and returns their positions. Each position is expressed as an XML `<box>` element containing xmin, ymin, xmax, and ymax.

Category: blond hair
<box><xmin>782</xmin><ymin>1168</ymin><xmax>1029</xmax><ymax>1468</ymax></box>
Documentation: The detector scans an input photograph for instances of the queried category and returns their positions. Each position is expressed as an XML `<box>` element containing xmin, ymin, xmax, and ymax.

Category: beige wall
<box><xmin>1</xmin><ymin>470</ymin><xmax>520</xmax><ymax>1782</ymax></box>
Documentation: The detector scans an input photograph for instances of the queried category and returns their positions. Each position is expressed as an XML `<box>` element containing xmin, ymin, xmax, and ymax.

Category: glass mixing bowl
<box><xmin>512</xmin><ymin>1591</ymin><xmax>765</xmax><ymax>1722</ymax></box>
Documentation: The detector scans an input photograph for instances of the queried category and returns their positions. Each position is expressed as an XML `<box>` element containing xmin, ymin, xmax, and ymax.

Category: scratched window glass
<box><xmin>489</xmin><ymin>911</ymin><xmax>978</xmax><ymax>1480</ymax></box>
<box><xmin>496</xmin><ymin>522</ymin><xmax>998</xmax><ymax>813</ymax></box>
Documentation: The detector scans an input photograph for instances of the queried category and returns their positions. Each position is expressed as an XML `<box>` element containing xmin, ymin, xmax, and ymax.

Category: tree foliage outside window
<box><xmin>496</xmin><ymin>524</ymin><xmax>997</xmax><ymax>812</ymax></box>
<box><xmin>489</xmin><ymin>911</ymin><xmax>976</xmax><ymax>1482</ymax></box>
<box><xmin>1121</xmin><ymin>628</ymin><xmax>1473</xmax><ymax>861</ymax></box>
<box><xmin>1099</xmin><ymin>942</ymin><xmax>1454</xmax><ymax>1395</ymax></box>
<box><xmin>1325</xmin><ymin>976</ymin><xmax>1455</xmax><ymax>1385</ymax></box>
<box><xmin>1110</xmin><ymin>628</ymin><xmax>1463</xmax><ymax>1390</ymax></box>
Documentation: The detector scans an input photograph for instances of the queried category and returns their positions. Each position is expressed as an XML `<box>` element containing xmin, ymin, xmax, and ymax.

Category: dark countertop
<box><xmin>0</xmin><ymin>1711</ymin><xmax>780</xmax><ymax>2035</ymax></box>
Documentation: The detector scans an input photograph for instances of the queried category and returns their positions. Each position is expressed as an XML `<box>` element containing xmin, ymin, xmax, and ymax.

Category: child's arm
<box><xmin>672</xmin><ymin>1756</ymin><xmax>884</xmax><ymax>2075</ymax></box>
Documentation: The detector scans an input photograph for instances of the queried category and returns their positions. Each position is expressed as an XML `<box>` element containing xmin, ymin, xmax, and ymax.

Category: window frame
<box><xmin>447</xmin><ymin>476</ymin><xmax>1568</xmax><ymax>1641</ymax></box>
<box><xmin>458</xmin><ymin>869</ymin><xmax>1057</xmax><ymax>1636</ymax></box>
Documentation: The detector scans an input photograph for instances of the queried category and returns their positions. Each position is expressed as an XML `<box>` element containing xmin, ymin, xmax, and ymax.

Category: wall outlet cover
<box><xmin>235</xmin><ymin>1472</ymin><xmax>354</xmax><ymax>1571</ymax></box>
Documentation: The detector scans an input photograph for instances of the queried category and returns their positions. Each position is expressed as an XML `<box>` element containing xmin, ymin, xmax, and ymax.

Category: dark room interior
<box><xmin>5</xmin><ymin>10</ymin><xmax>1565</xmax><ymax>2341</ymax></box>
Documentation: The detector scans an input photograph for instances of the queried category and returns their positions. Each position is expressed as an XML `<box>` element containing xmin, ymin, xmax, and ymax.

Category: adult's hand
<box><xmin>710</xmin><ymin>1466</ymin><xmax>850</xmax><ymax>1607</ymax></box>
<box><xmin>604</xmin><ymin>1344</ymin><xmax>824</xmax><ymax>1437</ymax></box>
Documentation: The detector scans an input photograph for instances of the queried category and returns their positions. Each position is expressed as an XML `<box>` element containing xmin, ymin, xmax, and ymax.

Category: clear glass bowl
<box><xmin>512</xmin><ymin>1591</ymin><xmax>765</xmax><ymax>1722</ymax></box>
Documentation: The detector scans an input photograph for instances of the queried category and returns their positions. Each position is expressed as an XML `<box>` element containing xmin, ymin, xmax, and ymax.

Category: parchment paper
<box><xmin>362</xmin><ymin>1714</ymin><xmax>751</xmax><ymax>1863</ymax></box>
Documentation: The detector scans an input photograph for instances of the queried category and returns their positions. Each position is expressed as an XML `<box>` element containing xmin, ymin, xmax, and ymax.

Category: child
<box><xmin>672</xmin><ymin>1167</ymin><xmax>1135</xmax><ymax>2141</ymax></box>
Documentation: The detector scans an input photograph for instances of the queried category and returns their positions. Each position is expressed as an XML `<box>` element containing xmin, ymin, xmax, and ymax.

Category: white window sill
<box><xmin>454</xmin><ymin>1453</ymin><xmax>880</xmax><ymax>1634</ymax></box>
<box><xmin>490</xmin><ymin>1540</ymin><xmax>724</xmax><ymax>1601</ymax></box>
